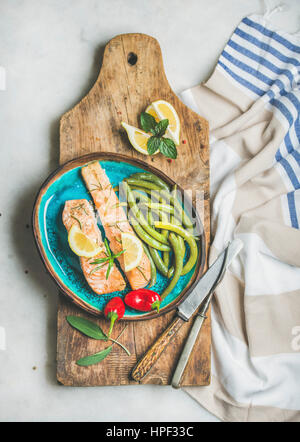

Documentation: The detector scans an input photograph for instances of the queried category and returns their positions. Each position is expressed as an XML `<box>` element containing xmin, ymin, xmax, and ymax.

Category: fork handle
<box><xmin>131</xmin><ymin>316</ymin><xmax>185</xmax><ymax>382</ymax></box>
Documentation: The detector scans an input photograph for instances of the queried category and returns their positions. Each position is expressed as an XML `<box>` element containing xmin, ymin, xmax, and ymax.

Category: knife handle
<box><xmin>131</xmin><ymin>316</ymin><xmax>185</xmax><ymax>382</ymax></box>
<box><xmin>171</xmin><ymin>314</ymin><xmax>206</xmax><ymax>388</ymax></box>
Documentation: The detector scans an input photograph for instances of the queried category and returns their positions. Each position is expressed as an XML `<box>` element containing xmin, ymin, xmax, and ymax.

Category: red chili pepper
<box><xmin>104</xmin><ymin>297</ymin><xmax>125</xmax><ymax>337</ymax></box>
<box><xmin>124</xmin><ymin>289</ymin><xmax>161</xmax><ymax>313</ymax></box>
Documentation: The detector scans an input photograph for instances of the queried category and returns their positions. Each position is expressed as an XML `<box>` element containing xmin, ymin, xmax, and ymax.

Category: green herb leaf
<box><xmin>89</xmin><ymin>263</ymin><xmax>107</xmax><ymax>275</ymax></box>
<box><xmin>153</xmin><ymin>119</ymin><xmax>169</xmax><ymax>137</ymax></box>
<box><xmin>106</xmin><ymin>259</ymin><xmax>114</xmax><ymax>280</ymax></box>
<box><xmin>76</xmin><ymin>346</ymin><xmax>112</xmax><ymax>367</ymax></box>
<box><xmin>89</xmin><ymin>257</ymin><xmax>109</xmax><ymax>265</ymax></box>
<box><xmin>140</xmin><ymin>112</ymin><xmax>157</xmax><ymax>132</ymax></box>
<box><xmin>114</xmin><ymin>249</ymin><xmax>126</xmax><ymax>258</ymax></box>
<box><xmin>70</xmin><ymin>215</ymin><xmax>82</xmax><ymax>229</ymax></box>
<box><xmin>137</xmin><ymin>265</ymin><xmax>148</xmax><ymax>281</ymax></box>
<box><xmin>147</xmin><ymin>136</ymin><xmax>161</xmax><ymax>155</ymax></box>
<box><xmin>67</xmin><ymin>316</ymin><xmax>107</xmax><ymax>340</ymax></box>
<box><xmin>159</xmin><ymin>138</ymin><xmax>177</xmax><ymax>159</ymax></box>
<box><xmin>104</xmin><ymin>238</ymin><xmax>112</xmax><ymax>257</ymax></box>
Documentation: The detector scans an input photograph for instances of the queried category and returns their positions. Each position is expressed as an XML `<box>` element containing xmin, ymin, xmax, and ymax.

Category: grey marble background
<box><xmin>1</xmin><ymin>0</ymin><xmax>299</xmax><ymax>422</ymax></box>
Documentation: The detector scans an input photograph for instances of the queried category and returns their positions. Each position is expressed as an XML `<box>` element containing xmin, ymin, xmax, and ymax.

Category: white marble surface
<box><xmin>1</xmin><ymin>0</ymin><xmax>300</xmax><ymax>422</ymax></box>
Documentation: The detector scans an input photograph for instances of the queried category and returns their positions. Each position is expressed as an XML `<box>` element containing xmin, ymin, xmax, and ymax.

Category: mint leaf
<box><xmin>140</xmin><ymin>112</ymin><xmax>157</xmax><ymax>132</ymax></box>
<box><xmin>67</xmin><ymin>316</ymin><xmax>107</xmax><ymax>340</ymax></box>
<box><xmin>147</xmin><ymin>136</ymin><xmax>161</xmax><ymax>155</ymax></box>
<box><xmin>76</xmin><ymin>346</ymin><xmax>112</xmax><ymax>367</ymax></box>
<box><xmin>153</xmin><ymin>119</ymin><xmax>169</xmax><ymax>137</ymax></box>
<box><xmin>159</xmin><ymin>138</ymin><xmax>177</xmax><ymax>159</ymax></box>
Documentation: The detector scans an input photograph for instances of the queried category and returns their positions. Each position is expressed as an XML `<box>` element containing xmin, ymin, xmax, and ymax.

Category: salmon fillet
<box><xmin>62</xmin><ymin>199</ymin><xmax>126</xmax><ymax>295</ymax></box>
<box><xmin>81</xmin><ymin>161</ymin><xmax>151</xmax><ymax>290</ymax></box>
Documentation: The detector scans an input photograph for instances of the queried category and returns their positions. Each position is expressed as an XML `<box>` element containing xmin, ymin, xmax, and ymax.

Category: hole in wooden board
<box><xmin>127</xmin><ymin>52</ymin><xmax>138</xmax><ymax>65</ymax></box>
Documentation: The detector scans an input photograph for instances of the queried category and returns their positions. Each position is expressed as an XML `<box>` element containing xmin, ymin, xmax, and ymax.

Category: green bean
<box><xmin>134</xmin><ymin>184</ymin><xmax>195</xmax><ymax>231</ymax></box>
<box><xmin>122</xmin><ymin>182</ymin><xmax>169</xmax><ymax>245</ymax></box>
<box><xmin>125</xmin><ymin>178</ymin><xmax>162</xmax><ymax>192</ymax></box>
<box><xmin>133</xmin><ymin>192</ymin><xmax>180</xmax><ymax>279</ymax></box>
<box><xmin>163</xmin><ymin>250</ymin><xmax>170</xmax><ymax>269</ymax></box>
<box><xmin>161</xmin><ymin>233</ymin><xmax>184</xmax><ymax>300</ymax></box>
<box><xmin>128</xmin><ymin>214</ymin><xmax>171</xmax><ymax>252</ymax></box>
<box><xmin>140</xmin><ymin>202</ymin><xmax>179</xmax><ymax>224</ymax></box>
<box><xmin>146</xmin><ymin>207</ymin><xmax>169</xmax><ymax>278</ymax></box>
<box><xmin>131</xmin><ymin>187</ymin><xmax>167</xmax><ymax>205</ymax></box>
<box><xmin>164</xmin><ymin>215</ymin><xmax>185</xmax><ymax>279</ymax></box>
<box><xmin>128</xmin><ymin>172</ymin><xmax>170</xmax><ymax>192</ymax></box>
<box><xmin>118</xmin><ymin>181</ymin><xmax>195</xmax><ymax>231</ymax></box>
<box><xmin>171</xmin><ymin>213</ymin><xmax>186</xmax><ymax>261</ymax></box>
<box><xmin>154</xmin><ymin>222</ymin><xmax>198</xmax><ymax>275</ymax></box>
<box><xmin>167</xmin><ymin>266</ymin><xmax>174</xmax><ymax>278</ymax></box>
<box><xmin>132</xmin><ymin>190</ymin><xmax>150</xmax><ymax>203</ymax></box>
<box><xmin>171</xmin><ymin>184</ymin><xmax>194</xmax><ymax>233</ymax></box>
<box><xmin>142</xmin><ymin>244</ymin><xmax>157</xmax><ymax>287</ymax></box>
<box><xmin>134</xmin><ymin>191</ymin><xmax>169</xmax><ymax>239</ymax></box>
<box><xmin>149</xmin><ymin>247</ymin><xmax>169</xmax><ymax>277</ymax></box>
<box><xmin>141</xmin><ymin>202</ymin><xmax>174</xmax><ymax>214</ymax></box>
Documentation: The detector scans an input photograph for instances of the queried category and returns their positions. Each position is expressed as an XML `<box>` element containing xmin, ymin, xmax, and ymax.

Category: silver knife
<box><xmin>131</xmin><ymin>239</ymin><xmax>243</xmax><ymax>383</ymax></box>
<box><xmin>171</xmin><ymin>239</ymin><xmax>243</xmax><ymax>388</ymax></box>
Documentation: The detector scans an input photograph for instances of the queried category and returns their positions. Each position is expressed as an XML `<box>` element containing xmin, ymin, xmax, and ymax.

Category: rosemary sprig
<box><xmin>108</xmin><ymin>220</ymin><xmax>128</xmax><ymax>233</ymax></box>
<box><xmin>71</xmin><ymin>215</ymin><xmax>82</xmax><ymax>229</ymax></box>
<box><xmin>89</xmin><ymin>177</ymin><xmax>103</xmax><ymax>192</ymax></box>
<box><xmin>89</xmin><ymin>262</ymin><xmax>107</xmax><ymax>276</ymax></box>
<box><xmin>89</xmin><ymin>238</ymin><xmax>125</xmax><ymax>279</ymax></box>
<box><xmin>136</xmin><ymin>265</ymin><xmax>148</xmax><ymax>281</ymax></box>
<box><xmin>71</xmin><ymin>203</ymin><xmax>88</xmax><ymax>215</ymax></box>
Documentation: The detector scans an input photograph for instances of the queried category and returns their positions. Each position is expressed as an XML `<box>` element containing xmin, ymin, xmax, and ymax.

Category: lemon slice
<box><xmin>68</xmin><ymin>225</ymin><xmax>103</xmax><ymax>258</ymax></box>
<box><xmin>146</xmin><ymin>100</ymin><xmax>181</xmax><ymax>145</ymax></box>
<box><xmin>121</xmin><ymin>232</ymin><xmax>143</xmax><ymax>272</ymax></box>
<box><xmin>121</xmin><ymin>122</ymin><xmax>158</xmax><ymax>156</ymax></box>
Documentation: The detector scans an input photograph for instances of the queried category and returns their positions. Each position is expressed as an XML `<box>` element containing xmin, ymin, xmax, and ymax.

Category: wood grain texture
<box><xmin>132</xmin><ymin>316</ymin><xmax>185</xmax><ymax>382</ymax></box>
<box><xmin>57</xmin><ymin>33</ymin><xmax>210</xmax><ymax>387</ymax></box>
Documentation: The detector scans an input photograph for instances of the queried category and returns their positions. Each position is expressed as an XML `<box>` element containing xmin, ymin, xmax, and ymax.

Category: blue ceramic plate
<box><xmin>33</xmin><ymin>153</ymin><xmax>205</xmax><ymax>320</ymax></box>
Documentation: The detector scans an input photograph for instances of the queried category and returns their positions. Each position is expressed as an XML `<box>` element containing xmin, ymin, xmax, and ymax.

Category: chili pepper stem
<box><xmin>151</xmin><ymin>300</ymin><xmax>160</xmax><ymax>313</ymax></box>
<box><xmin>107</xmin><ymin>311</ymin><xmax>118</xmax><ymax>338</ymax></box>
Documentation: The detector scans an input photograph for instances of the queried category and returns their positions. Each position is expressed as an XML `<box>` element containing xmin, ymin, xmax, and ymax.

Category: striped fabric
<box><xmin>181</xmin><ymin>11</ymin><xmax>300</xmax><ymax>422</ymax></box>
<box><xmin>219</xmin><ymin>15</ymin><xmax>300</xmax><ymax>229</ymax></box>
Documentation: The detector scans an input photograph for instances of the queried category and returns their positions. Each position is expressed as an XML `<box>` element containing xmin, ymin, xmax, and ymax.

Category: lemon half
<box><xmin>146</xmin><ymin>100</ymin><xmax>181</xmax><ymax>145</ymax></box>
<box><xmin>68</xmin><ymin>225</ymin><xmax>103</xmax><ymax>258</ymax></box>
<box><xmin>121</xmin><ymin>122</ymin><xmax>158</xmax><ymax>156</ymax></box>
<box><xmin>121</xmin><ymin>232</ymin><xmax>143</xmax><ymax>272</ymax></box>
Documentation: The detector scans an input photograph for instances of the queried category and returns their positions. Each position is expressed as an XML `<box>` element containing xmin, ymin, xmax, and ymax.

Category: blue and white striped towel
<box><xmin>181</xmin><ymin>6</ymin><xmax>300</xmax><ymax>422</ymax></box>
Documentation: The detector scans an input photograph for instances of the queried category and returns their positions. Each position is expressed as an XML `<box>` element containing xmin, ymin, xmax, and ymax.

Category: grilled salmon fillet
<box><xmin>62</xmin><ymin>199</ymin><xmax>126</xmax><ymax>295</ymax></box>
<box><xmin>81</xmin><ymin>161</ymin><xmax>151</xmax><ymax>290</ymax></box>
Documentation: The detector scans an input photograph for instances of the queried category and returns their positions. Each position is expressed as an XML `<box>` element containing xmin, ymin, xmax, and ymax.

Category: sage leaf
<box><xmin>76</xmin><ymin>346</ymin><xmax>112</xmax><ymax>367</ymax></box>
<box><xmin>66</xmin><ymin>315</ymin><xmax>107</xmax><ymax>340</ymax></box>
<box><xmin>147</xmin><ymin>136</ymin><xmax>161</xmax><ymax>155</ymax></box>
<box><xmin>159</xmin><ymin>138</ymin><xmax>177</xmax><ymax>159</ymax></box>
<box><xmin>140</xmin><ymin>112</ymin><xmax>157</xmax><ymax>132</ymax></box>
<box><xmin>153</xmin><ymin>119</ymin><xmax>169</xmax><ymax>137</ymax></box>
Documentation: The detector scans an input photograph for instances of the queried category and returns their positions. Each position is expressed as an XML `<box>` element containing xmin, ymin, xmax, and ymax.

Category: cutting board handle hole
<box><xmin>127</xmin><ymin>52</ymin><xmax>138</xmax><ymax>66</ymax></box>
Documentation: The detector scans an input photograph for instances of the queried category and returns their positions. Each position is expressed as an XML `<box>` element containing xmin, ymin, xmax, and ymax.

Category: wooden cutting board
<box><xmin>57</xmin><ymin>33</ymin><xmax>210</xmax><ymax>386</ymax></box>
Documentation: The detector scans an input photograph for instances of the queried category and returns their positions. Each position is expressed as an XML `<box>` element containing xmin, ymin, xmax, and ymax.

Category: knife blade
<box><xmin>131</xmin><ymin>239</ymin><xmax>243</xmax><ymax>382</ymax></box>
